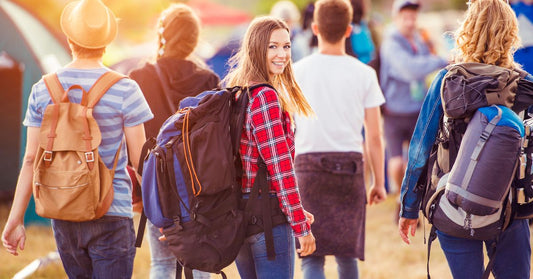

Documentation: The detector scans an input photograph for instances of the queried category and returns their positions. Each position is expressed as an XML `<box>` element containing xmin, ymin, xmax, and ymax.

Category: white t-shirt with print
<box><xmin>293</xmin><ymin>53</ymin><xmax>385</xmax><ymax>155</ymax></box>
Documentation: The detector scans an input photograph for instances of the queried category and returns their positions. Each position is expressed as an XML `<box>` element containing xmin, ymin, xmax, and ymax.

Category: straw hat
<box><xmin>60</xmin><ymin>0</ymin><xmax>117</xmax><ymax>49</ymax></box>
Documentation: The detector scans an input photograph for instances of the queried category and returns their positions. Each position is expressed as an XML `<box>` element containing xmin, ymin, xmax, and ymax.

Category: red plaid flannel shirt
<box><xmin>239</xmin><ymin>86</ymin><xmax>311</xmax><ymax>237</ymax></box>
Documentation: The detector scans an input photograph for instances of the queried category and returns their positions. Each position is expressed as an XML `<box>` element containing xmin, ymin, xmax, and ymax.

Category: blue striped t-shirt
<box><xmin>23</xmin><ymin>67</ymin><xmax>154</xmax><ymax>218</ymax></box>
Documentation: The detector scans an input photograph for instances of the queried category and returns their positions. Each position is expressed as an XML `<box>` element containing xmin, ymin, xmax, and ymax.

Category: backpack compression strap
<box><xmin>244</xmin><ymin>159</ymin><xmax>277</xmax><ymax>260</ymax></box>
<box><xmin>134</xmin><ymin>137</ymin><xmax>157</xmax><ymax>248</ymax></box>
<box><xmin>42</xmin><ymin>74</ymin><xmax>90</xmax><ymax>167</ymax></box>
<box><xmin>42</xmin><ymin>74</ymin><xmax>65</xmax><ymax>167</ymax></box>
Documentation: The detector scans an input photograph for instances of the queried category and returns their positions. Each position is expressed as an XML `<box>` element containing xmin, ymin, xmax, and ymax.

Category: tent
<box><xmin>0</xmin><ymin>0</ymin><xmax>70</xmax><ymax>224</ymax></box>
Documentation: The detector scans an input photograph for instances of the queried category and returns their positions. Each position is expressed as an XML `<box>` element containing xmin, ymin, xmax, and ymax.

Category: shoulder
<box><xmin>341</xmin><ymin>56</ymin><xmax>376</xmax><ymax>77</ymax></box>
<box><xmin>33</xmin><ymin>78</ymin><xmax>48</xmax><ymax>93</ymax></box>
<box><xmin>106</xmin><ymin>71</ymin><xmax>141</xmax><ymax>92</ymax></box>
<box><xmin>29</xmin><ymin>78</ymin><xmax>52</xmax><ymax>104</ymax></box>
<box><xmin>250</xmin><ymin>84</ymin><xmax>277</xmax><ymax>99</ymax></box>
<box><xmin>381</xmin><ymin>32</ymin><xmax>404</xmax><ymax>54</ymax></box>
<box><xmin>194</xmin><ymin>66</ymin><xmax>221</xmax><ymax>86</ymax></box>
<box><xmin>249</xmin><ymin>85</ymin><xmax>279</xmax><ymax>107</ymax></box>
<box><xmin>129</xmin><ymin>62</ymin><xmax>155</xmax><ymax>79</ymax></box>
<box><xmin>432</xmin><ymin>68</ymin><xmax>448</xmax><ymax>83</ymax></box>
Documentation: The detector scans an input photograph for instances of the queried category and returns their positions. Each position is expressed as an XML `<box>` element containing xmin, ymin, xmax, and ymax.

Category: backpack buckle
<box><xmin>480</xmin><ymin>130</ymin><xmax>490</xmax><ymax>141</ymax></box>
<box><xmin>85</xmin><ymin>152</ymin><xmax>95</xmax><ymax>162</ymax></box>
<box><xmin>43</xmin><ymin>151</ymin><xmax>53</xmax><ymax>162</ymax></box>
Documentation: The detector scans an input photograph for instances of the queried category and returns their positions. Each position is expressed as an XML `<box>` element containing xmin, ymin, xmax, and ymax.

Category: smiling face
<box><xmin>267</xmin><ymin>28</ymin><xmax>291</xmax><ymax>78</ymax></box>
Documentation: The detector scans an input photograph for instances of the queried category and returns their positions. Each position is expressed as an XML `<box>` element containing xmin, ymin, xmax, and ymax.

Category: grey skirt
<box><xmin>295</xmin><ymin>152</ymin><xmax>366</xmax><ymax>259</ymax></box>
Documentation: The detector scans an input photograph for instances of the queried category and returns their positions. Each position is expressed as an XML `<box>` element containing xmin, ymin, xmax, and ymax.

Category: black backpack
<box><xmin>136</xmin><ymin>84</ymin><xmax>286</xmax><ymax>279</ymax></box>
<box><xmin>416</xmin><ymin>63</ymin><xmax>533</xmax><ymax>279</ymax></box>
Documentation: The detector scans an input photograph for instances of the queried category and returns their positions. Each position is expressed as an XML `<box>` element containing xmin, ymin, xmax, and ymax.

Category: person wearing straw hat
<box><xmin>1</xmin><ymin>0</ymin><xmax>153</xmax><ymax>278</ymax></box>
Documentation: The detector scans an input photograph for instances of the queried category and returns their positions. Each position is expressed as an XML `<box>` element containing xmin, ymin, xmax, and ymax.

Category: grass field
<box><xmin>1</xmin><ymin>195</ymin><xmax>531</xmax><ymax>279</ymax></box>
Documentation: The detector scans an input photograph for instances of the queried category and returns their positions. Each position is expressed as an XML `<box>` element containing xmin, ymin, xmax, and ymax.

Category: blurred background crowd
<box><xmin>0</xmin><ymin>0</ymin><xmax>473</xmax><ymax>207</ymax></box>
<box><xmin>1</xmin><ymin>0</ymin><xmax>533</xmax><ymax>278</ymax></box>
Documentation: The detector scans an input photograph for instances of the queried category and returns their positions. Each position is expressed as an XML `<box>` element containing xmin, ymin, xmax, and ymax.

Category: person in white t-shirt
<box><xmin>293</xmin><ymin>0</ymin><xmax>387</xmax><ymax>278</ymax></box>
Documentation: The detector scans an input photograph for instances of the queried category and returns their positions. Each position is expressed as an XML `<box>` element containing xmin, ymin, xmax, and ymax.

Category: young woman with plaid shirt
<box><xmin>223</xmin><ymin>16</ymin><xmax>316</xmax><ymax>279</ymax></box>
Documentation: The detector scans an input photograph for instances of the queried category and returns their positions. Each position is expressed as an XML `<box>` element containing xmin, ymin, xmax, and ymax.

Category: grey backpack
<box><xmin>430</xmin><ymin>105</ymin><xmax>523</xmax><ymax>240</ymax></box>
<box><xmin>417</xmin><ymin>63</ymin><xmax>530</xmax><ymax>279</ymax></box>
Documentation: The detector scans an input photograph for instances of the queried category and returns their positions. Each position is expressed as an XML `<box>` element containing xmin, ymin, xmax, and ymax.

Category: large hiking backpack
<box><xmin>428</xmin><ymin>105</ymin><xmax>523</xmax><ymax>240</ymax></box>
<box><xmin>417</xmin><ymin>63</ymin><xmax>532</xmax><ymax>279</ymax></box>
<box><xmin>34</xmin><ymin>71</ymin><xmax>125</xmax><ymax>221</ymax></box>
<box><xmin>138</xmin><ymin>84</ymin><xmax>279</xmax><ymax>277</ymax></box>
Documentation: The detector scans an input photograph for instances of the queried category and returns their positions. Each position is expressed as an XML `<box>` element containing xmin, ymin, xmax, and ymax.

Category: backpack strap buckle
<box><xmin>43</xmin><ymin>151</ymin><xmax>53</xmax><ymax>162</ymax></box>
<box><xmin>85</xmin><ymin>152</ymin><xmax>95</xmax><ymax>163</ymax></box>
<box><xmin>480</xmin><ymin>130</ymin><xmax>490</xmax><ymax>141</ymax></box>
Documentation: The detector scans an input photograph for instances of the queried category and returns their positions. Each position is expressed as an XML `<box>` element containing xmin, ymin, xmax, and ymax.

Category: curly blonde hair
<box><xmin>454</xmin><ymin>0</ymin><xmax>521</xmax><ymax>69</ymax></box>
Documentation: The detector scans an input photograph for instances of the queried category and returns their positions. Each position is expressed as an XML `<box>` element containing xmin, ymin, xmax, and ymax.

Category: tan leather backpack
<box><xmin>33</xmin><ymin>71</ymin><xmax>125</xmax><ymax>221</ymax></box>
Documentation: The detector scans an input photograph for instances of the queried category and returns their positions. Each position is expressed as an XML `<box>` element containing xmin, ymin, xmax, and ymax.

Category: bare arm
<box><xmin>2</xmin><ymin>127</ymin><xmax>40</xmax><ymax>255</ymax></box>
<box><xmin>124</xmin><ymin>124</ymin><xmax>146</xmax><ymax>213</ymax></box>
<box><xmin>363</xmin><ymin>106</ymin><xmax>386</xmax><ymax>205</ymax></box>
<box><xmin>124</xmin><ymin>124</ymin><xmax>147</xmax><ymax>174</ymax></box>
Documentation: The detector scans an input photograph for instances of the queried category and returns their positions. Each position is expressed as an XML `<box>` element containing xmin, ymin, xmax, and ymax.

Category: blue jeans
<box><xmin>51</xmin><ymin>216</ymin><xmax>136</xmax><ymax>279</ymax></box>
<box><xmin>235</xmin><ymin>223</ymin><xmax>295</xmax><ymax>279</ymax></box>
<box><xmin>147</xmin><ymin>220</ymin><xmax>210</xmax><ymax>279</ymax></box>
<box><xmin>301</xmin><ymin>255</ymin><xmax>359</xmax><ymax>279</ymax></box>
<box><xmin>437</xmin><ymin>219</ymin><xmax>531</xmax><ymax>279</ymax></box>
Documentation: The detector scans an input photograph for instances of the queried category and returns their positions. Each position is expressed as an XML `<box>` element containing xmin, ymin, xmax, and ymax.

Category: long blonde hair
<box><xmin>223</xmin><ymin>16</ymin><xmax>313</xmax><ymax>117</ymax></box>
<box><xmin>454</xmin><ymin>0</ymin><xmax>521</xmax><ymax>69</ymax></box>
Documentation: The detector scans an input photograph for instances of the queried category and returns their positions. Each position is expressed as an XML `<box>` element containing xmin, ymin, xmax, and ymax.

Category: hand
<box><xmin>368</xmin><ymin>185</ymin><xmax>387</xmax><ymax>205</ymax></box>
<box><xmin>303</xmin><ymin>210</ymin><xmax>314</xmax><ymax>226</ymax></box>
<box><xmin>2</xmin><ymin>221</ymin><xmax>26</xmax><ymax>256</ymax></box>
<box><xmin>296</xmin><ymin>232</ymin><xmax>316</xmax><ymax>257</ymax></box>
<box><xmin>158</xmin><ymin>228</ymin><xmax>167</xmax><ymax>242</ymax></box>
<box><xmin>398</xmin><ymin>217</ymin><xmax>418</xmax><ymax>244</ymax></box>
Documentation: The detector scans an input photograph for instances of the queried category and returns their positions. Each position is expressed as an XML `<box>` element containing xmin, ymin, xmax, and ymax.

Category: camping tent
<box><xmin>0</xmin><ymin>0</ymin><xmax>70</xmax><ymax>224</ymax></box>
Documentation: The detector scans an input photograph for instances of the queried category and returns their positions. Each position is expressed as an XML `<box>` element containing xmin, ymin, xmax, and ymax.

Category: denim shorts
<box><xmin>383</xmin><ymin>113</ymin><xmax>418</xmax><ymax>158</ymax></box>
<box><xmin>52</xmin><ymin>215</ymin><xmax>136</xmax><ymax>279</ymax></box>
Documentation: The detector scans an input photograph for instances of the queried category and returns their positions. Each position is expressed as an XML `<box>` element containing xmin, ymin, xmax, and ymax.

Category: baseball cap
<box><xmin>392</xmin><ymin>0</ymin><xmax>420</xmax><ymax>15</ymax></box>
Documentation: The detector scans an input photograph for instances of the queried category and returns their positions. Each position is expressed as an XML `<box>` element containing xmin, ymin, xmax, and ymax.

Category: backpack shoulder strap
<box><xmin>88</xmin><ymin>71</ymin><xmax>126</xmax><ymax>108</ymax></box>
<box><xmin>42</xmin><ymin>73</ymin><xmax>64</xmax><ymax>104</ymax></box>
<box><xmin>426</xmin><ymin>225</ymin><xmax>437</xmax><ymax>279</ymax></box>
<box><xmin>247</xmin><ymin>83</ymin><xmax>275</xmax><ymax>92</ymax></box>
<box><xmin>514</xmin><ymin>67</ymin><xmax>529</xmax><ymax>79</ymax></box>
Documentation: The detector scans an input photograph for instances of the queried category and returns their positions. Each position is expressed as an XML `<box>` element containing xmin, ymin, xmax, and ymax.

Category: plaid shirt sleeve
<box><xmin>249</xmin><ymin>88</ymin><xmax>311</xmax><ymax>237</ymax></box>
